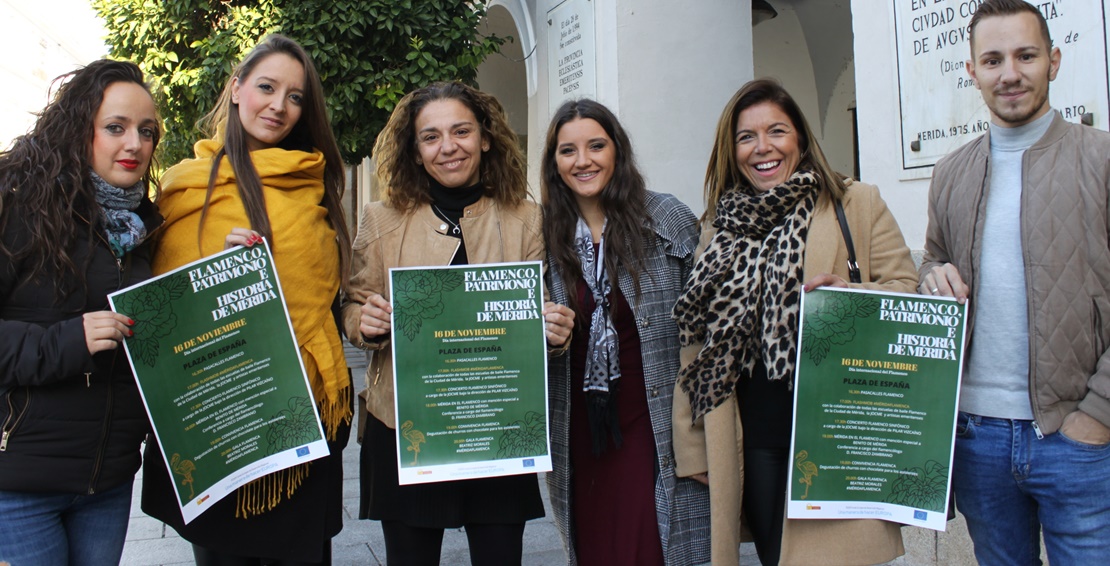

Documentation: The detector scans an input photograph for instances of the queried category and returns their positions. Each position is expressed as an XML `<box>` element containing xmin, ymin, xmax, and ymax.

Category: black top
<box><xmin>429</xmin><ymin>178</ymin><xmax>483</xmax><ymax>265</ymax></box>
<box><xmin>428</xmin><ymin>178</ymin><xmax>484</xmax><ymax>220</ymax></box>
<box><xmin>736</xmin><ymin>360</ymin><xmax>795</xmax><ymax>449</ymax></box>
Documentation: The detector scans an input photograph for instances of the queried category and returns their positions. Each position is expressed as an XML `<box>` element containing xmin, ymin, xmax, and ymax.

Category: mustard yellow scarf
<box><xmin>157</xmin><ymin>140</ymin><xmax>351</xmax><ymax>517</ymax></box>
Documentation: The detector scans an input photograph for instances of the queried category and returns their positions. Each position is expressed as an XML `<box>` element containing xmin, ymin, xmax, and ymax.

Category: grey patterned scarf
<box><xmin>575</xmin><ymin>216</ymin><xmax>622</xmax><ymax>454</ymax></box>
<box><xmin>673</xmin><ymin>170</ymin><xmax>819</xmax><ymax>421</ymax></box>
<box><xmin>90</xmin><ymin>171</ymin><xmax>147</xmax><ymax>258</ymax></box>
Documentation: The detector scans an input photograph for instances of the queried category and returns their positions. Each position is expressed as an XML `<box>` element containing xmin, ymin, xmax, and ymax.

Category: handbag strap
<box><xmin>833</xmin><ymin>199</ymin><xmax>862</xmax><ymax>284</ymax></box>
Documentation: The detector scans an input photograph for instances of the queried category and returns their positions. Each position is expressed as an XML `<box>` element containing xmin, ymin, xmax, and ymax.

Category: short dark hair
<box><xmin>969</xmin><ymin>0</ymin><xmax>1052</xmax><ymax>54</ymax></box>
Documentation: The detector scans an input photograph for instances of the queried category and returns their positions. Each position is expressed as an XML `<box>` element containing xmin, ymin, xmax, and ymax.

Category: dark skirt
<box><xmin>141</xmin><ymin>394</ymin><xmax>351</xmax><ymax>563</ymax></box>
<box><xmin>359</xmin><ymin>414</ymin><xmax>544</xmax><ymax>527</ymax></box>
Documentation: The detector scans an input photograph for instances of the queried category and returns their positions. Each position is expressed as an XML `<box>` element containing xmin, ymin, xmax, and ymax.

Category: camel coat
<box><xmin>672</xmin><ymin>181</ymin><xmax>917</xmax><ymax>565</ymax></box>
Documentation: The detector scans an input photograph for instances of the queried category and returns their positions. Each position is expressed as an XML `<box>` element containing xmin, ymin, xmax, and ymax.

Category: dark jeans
<box><xmin>0</xmin><ymin>479</ymin><xmax>133</xmax><ymax>566</ymax></box>
<box><xmin>953</xmin><ymin>412</ymin><xmax>1110</xmax><ymax>566</ymax></box>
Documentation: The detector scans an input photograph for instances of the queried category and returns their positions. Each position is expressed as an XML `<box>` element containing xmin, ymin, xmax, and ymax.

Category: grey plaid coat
<box><xmin>546</xmin><ymin>192</ymin><xmax>711</xmax><ymax>565</ymax></box>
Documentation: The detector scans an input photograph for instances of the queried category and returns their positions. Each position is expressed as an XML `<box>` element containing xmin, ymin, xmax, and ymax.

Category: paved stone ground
<box><xmin>119</xmin><ymin>433</ymin><xmax>570</xmax><ymax>566</ymax></box>
<box><xmin>119</xmin><ymin>429</ymin><xmax>987</xmax><ymax>566</ymax></box>
<box><xmin>118</xmin><ymin>433</ymin><xmax>766</xmax><ymax>565</ymax></box>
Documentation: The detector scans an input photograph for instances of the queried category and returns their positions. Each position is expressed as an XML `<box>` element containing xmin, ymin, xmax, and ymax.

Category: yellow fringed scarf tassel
<box><xmin>234</xmin><ymin>462</ymin><xmax>311</xmax><ymax>518</ymax></box>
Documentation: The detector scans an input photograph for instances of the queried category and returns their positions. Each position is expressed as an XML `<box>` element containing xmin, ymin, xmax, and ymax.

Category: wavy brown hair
<box><xmin>0</xmin><ymin>59</ymin><xmax>160</xmax><ymax>294</ymax></box>
<box><xmin>194</xmin><ymin>34</ymin><xmax>351</xmax><ymax>286</ymax></box>
<box><xmin>541</xmin><ymin>99</ymin><xmax>651</xmax><ymax>315</ymax></box>
<box><xmin>704</xmin><ymin>78</ymin><xmax>845</xmax><ymax>219</ymax></box>
<box><xmin>373</xmin><ymin>81</ymin><xmax>527</xmax><ymax>211</ymax></box>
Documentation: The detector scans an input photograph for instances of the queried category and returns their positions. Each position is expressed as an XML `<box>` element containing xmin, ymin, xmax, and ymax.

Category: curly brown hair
<box><xmin>0</xmin><ymin>59</ymin><xmax>160</xmax><ymax>294</ymax></box>
<box><xmin>373</xmin><ymin>81</ymin><xmax>527</xmax><ymax>212</ymax></box>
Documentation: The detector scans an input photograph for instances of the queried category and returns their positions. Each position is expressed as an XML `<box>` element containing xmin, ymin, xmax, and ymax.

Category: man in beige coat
<box><xmin>920</xmin><ymin>2</ymin><xmax>1110</xmax><ymax>565</ymax></box>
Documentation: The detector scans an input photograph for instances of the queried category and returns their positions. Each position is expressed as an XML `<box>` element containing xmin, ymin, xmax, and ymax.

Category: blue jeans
<box><xmin>0</xmin><ymin>479</ymin><xmax>133</xmax><ymax>566</ymax></box>
<box><xmin>952</xmin><ymin>412</ymin><xmax>1110</xmax><ymax>566</ymax></box>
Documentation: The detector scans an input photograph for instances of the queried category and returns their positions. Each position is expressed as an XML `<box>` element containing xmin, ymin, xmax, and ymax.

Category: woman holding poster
<box><xmin>140</xmin><ymin>35</ymin><xmax>353</xmax><ymax>565</ymax></box>
<box><xmin>0</xmin><ymin>60</ymin><xmax>162</xmax><ymax>565</ymax></box>
<box><xmin>540</xmin><ymin>99</ymin><xmax>710</xmax><ymax>566</ymax></box>
<box><xmin>671</xmin><ymin>79</ymin><xmax>918</xmax><ymax>565</ymax></box>
<box><xmin>344</xmin><ymin>81</ymin><xmax>573</xmax><ymax>565</ymax></box>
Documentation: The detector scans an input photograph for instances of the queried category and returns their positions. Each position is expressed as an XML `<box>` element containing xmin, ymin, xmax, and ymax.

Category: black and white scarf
<box><xmin>575</xmin><ymin>216</ymin><xmax>622</xmax><ymax>454</ymax></box>
<box><xmin>672</xmin><ymin>170</ymin><xmax>819</xmax><ymax>421</ymax></box>
<box><xmin>90</xmin><ymin>171</ymin><xmax>146</xmax><ymax>258</ymax></box>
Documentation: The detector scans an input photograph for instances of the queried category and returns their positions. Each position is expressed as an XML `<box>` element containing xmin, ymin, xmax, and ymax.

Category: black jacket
<box><xmin>0</xmin><ymin>197</ymin><xmax>161</xmax><ymax>493</ymax></box>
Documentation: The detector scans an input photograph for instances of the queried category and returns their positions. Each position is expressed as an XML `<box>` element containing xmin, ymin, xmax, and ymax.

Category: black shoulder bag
<box><xmin>833</xmin><ymin>199</ymin><xmax>862</xmax><ymax>284</ymax></box>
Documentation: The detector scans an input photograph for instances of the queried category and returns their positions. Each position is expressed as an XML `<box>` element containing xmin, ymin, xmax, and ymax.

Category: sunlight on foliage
<box><xmin>93</xmin><ymin>0</ymin><xmax>505</xmax><ymax>165</ymax></box>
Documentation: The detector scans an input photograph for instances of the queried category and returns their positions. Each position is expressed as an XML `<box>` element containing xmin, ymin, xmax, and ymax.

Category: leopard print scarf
<box><xmin>673</xmin><ymin>170</ymin><xmax>819</xmax><ymax>421</ymax></box>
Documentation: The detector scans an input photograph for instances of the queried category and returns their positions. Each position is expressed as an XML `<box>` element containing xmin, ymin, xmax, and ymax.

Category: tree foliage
<box><xmin>93</xmin><ymin>0</ymin><xmax>504</xmax><ymax>165</ymax></box>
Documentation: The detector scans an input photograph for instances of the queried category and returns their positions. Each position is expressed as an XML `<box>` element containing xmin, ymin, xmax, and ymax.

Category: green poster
<box><xmin>389</xmin><ymin>261</ymin><xmax>551</xmax><ymax>485</ymax></box>
<box><xmin>788</xmin><ymin>288</ymin><xmax>966</xmax><ymax>531</ymax></box>
<box><xmin>107</xmin><ymin>242</ymin><xmax>327</xmax><ymax>524</ymax></box>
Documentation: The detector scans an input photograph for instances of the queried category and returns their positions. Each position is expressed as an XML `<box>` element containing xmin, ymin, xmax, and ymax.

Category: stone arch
<box><xmin>477</xmin><ymin>1</ymin><xmax>534</xmax><ymax>148</ymax></box>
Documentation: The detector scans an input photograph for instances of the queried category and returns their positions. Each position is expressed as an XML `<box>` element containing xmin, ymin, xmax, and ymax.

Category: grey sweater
<box><xmin>961</xmin><ymin>111</ymin><xmax>1053</xmax><ymax>419</ymax></box>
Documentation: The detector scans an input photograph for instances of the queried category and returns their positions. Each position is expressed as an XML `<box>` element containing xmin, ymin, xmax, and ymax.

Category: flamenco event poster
<box><xmin>108</xmin><ymin>241</ymin><xmax>327</xmax><ymax>524</ymax></box>
<box><xmin>788</xmin><ymin>287</ymin><xmax>966</xmax><ymax>531</ymax></box>
<box><xmin>389</xmin><ymin>261</ymin><xmax>551</xmax><ymax>485</ymax></box>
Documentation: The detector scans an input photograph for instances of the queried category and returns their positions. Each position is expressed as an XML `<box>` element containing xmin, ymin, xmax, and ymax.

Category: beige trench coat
<box><xmin>673</xmin><ymin>181</ymin><xmax>917</xmax><ymax>565</ymax></box>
